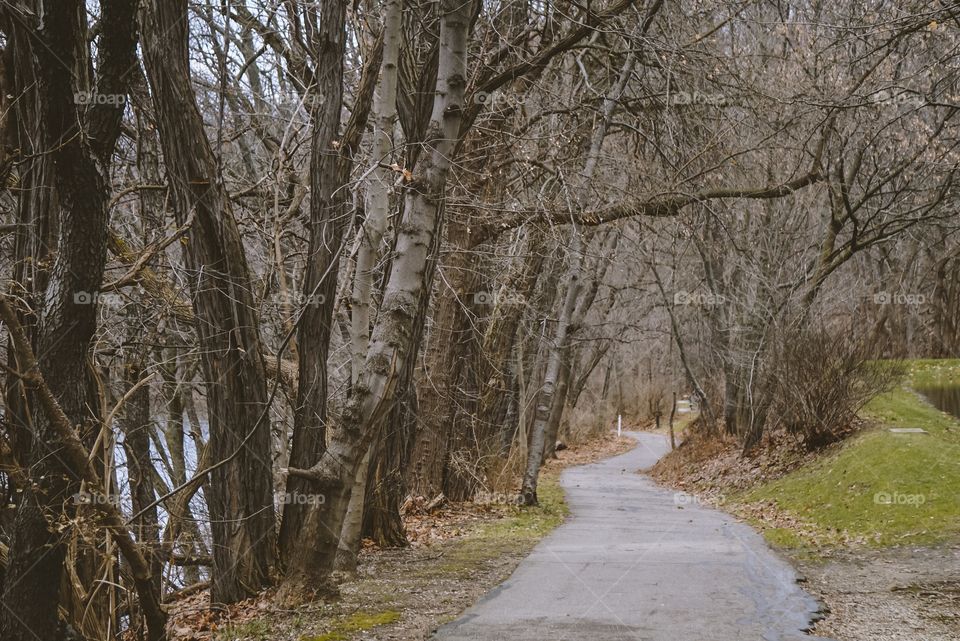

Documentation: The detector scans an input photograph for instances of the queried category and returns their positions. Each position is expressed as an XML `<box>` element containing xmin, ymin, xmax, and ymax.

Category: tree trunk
<box><xmin>520</xmin><ymin>235</ymin><xmax>583</xmax><ymax>506</ymax></box>
<box><xmin>669</xmin><ymin>392</ymin><xmax>677</xmax><ymax>449</ymax></box>
<box><xmin>542</xmin><ymin>351</ymin><xmax>572</xmax><ymax>459</ymax></box>
<box><xmin>333</xmin><ymin>447</ymin><xmax>375</xmax><ymax>573</ymax></box>
<box><xmin>474</xmin><ymin>228</ymin><xmax>546</xmax><ymax>451</ymax></box>
<box><xmin>142</xmin><ymin>0</ymin><xmax>275</xmax><ymax>604</ymax></box>
<box><xmin>120</xmin><ymin>354</ymin><xmax>163</xmax><ymax>634</ymax></box>
<box><xmin>277</xmin><ymin>0</ymin><xmax>351</xmax><ymax>568</ymax></box>
<box><xmin>362</xmin><ymin>387</ymin><xmax>416</xmax><ymax>547</ymax></box>
<box><xmin>1</xmin><ymin>2</ymin><xmax>154</xmax><ymax>639</ymax></box>
<box><xmin>408</xmin><ymin>217</ymin><xmax>475</xmax><ymax>499</ymax></box>
<box><xmin>347</xmin><ymin>0</ymin><xmax>410</xmax><ymax>554</ymax></box>
<box><xmin>281</xmin><ymin>0</ymin><xmax>472</xmax><ymax>592</ymax></box>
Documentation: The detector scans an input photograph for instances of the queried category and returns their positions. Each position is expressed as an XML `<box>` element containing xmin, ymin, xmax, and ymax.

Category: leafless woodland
<box><xmin>0</xmin><ymin>0</ymin><xmax>957</xmax><ymax>639</ymax></box>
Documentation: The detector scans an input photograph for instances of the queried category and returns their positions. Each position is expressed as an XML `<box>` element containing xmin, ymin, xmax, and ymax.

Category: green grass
<box><xmin>740</xmin><ymin>359</ymin><xmax>960</xmax><ymax>548</ymax></box>
<box><xmin>480</xmin><ymin>471</ymin><xmax>570</xmax><ymax>538</ymax></box>
<box><xmin>901</xmin><ymin>358</ymin><xmax>960</xmax><ymax>388</ymax></box>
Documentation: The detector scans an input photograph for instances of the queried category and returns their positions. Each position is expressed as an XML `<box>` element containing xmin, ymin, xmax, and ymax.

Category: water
<box><xmin>915</xmin><ymin>384</ymin><xmax>960</xmax><ymax>420</ymax></box>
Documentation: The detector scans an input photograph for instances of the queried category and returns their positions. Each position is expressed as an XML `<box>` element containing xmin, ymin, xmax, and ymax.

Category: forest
<box><xmin>0</xmin><ymin>0</ymin><xmax>957</xmax><ymax>640</ymax></box>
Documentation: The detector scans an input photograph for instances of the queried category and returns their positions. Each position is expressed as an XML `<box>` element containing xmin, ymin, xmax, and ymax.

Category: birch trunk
<box><xmin>281</xmin><ymin>0</ymin><xmax>471</xmax><ymax>592</ymax></box>
<box><xmin>352</xmin><ymin>0</ymin><xmax>403</xmax><ymax>385</ymax></box>
<box><xmin>542</xmin><ymin>352</ymin><xmax>572</xmax><ymax>459</ymax></box>
<box><xmin>520</xmin><ymin>237</ymin><xmax>583</xmax><ymax>505</ymax></box>
<box><xmin>337</xmin><ymin>0</ymin><xmax>405</xmax><ymax>568</ymax></box>
<box><xmin>519</xmin><ymin>50</ymin><xmax>635</xmax><ymax>503</ymax></box>
<box><xmin>333</xmin><ymin>447</ymin><xmax>374</xmax><ymax>573</ymax></box>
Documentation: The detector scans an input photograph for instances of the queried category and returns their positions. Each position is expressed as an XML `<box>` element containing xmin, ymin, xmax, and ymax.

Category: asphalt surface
<box><xmin>433</xmin><ymin>431</ymin><xmax>833</xmax><ymax>641</ymax></box>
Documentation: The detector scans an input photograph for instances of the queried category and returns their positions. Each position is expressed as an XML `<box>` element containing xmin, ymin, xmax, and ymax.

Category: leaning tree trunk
<box><xmin>142</xmin><ymin>0</ymin><xmax>275</xmax><ymax>604</ymax></box>
<box><xmin>542</xmin><ymin>230</ymin><xmax>619</xmax><ymax>459</ymax></box>
<box><xmin>519</xmin><ymin>43</ymin><xmax>635</xmax><ymax>503</ymax></box>
<box><xmin>281</xmin><ymin>0</ymin><xmax>472</xmax><ymax>592</ymax></box>
<box><xmin>358</xmin><ymin>210</ymin><xmax>442</xmax><ymax>550</ymax></box>
<box><xmin>336</xmin><ymin>0</ymin><xmax>408</xmax><ymax>564</ymax></box>
<box><xmin>520</xmin><ymin>235</ymin><xmax>583</xmax><ymax>506</ymax></box>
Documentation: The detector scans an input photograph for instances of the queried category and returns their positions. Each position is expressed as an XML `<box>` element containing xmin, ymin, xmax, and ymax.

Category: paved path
<box><xmin>434</xmin><ymin>432</ymin><xmax>833</xmax><ymax>641</ymax></box>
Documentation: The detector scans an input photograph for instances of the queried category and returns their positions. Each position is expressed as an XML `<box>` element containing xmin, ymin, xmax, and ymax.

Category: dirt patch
<box><xmin>166</xmin><ymin>432</ymin><xmax>635</xmax><ymax>641</ymax></box>
<box><xmin>797</xmin><ymin>546</ymin><xmax>960</xmax><ymax>641</ymax></box>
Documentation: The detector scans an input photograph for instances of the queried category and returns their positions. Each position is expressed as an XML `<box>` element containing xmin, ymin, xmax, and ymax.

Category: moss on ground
<box><xmin>740</xmin><ymin>359</ymin><xmax>960</xmax><ymax>548</ymax></box>
<box><xmin>409</xmin><ymin>469</ymin><xmax>569</xmax><ymax>581</ymax></box>
<box><xmin>298</xmin><ymin>611</ymin><xmax>402</xmax><ymax>641</ymax></box>
<box><xmin>215</xmin><ymin>618</ymin><xmax>274</xmax><ymax>640</ymax></box>
<box><xmin>481</xmin><ymin>470</ymin><xmax>570</xmax><ymax>538</ymax></box>
<box><xmin>213</xmin><ymin>464</ymin><xmax>577</xmax><ymax>640</ymax></box>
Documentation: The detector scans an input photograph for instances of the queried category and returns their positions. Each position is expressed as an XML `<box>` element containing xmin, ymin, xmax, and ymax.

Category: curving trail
<box><xmin>433</xmin><ymin>431</ymin><xmax>834</xmax><ymax>641</ymax></box>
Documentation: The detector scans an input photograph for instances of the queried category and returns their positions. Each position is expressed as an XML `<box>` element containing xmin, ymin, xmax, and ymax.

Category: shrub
<box><xmin>766</xmin><ymin>329</ymin><xmax>904</xmax><ymax>448</ymax></box>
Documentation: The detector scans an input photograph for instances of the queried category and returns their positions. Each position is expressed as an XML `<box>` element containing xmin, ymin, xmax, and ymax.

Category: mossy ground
<box><xmin>203</xmin><ymin>437</ymin><xmax>635</xmax><ymax>641</ymax></box>
<box><xmin>212</xmin><ymin>475</ymin><xmax>569</xmax><ymax>640</ymax></box>
<box><xmin>738</xmin><ymin>359</ymin><xmax>960</xmax><ymax>548</ymax></box>
<box><xmin>298</xmin><ymin>611</ymin><xmax>402</xmax><ymax>641</ymax></box>
<box><xmin>404</xmin><ymin>470</ymin><xmax>568</xmax><ymax>582</ymax></box>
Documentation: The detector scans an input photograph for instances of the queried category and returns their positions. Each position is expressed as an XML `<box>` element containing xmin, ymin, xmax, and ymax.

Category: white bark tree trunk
<box><xmin>521</xmin><ymin>233</ymin><xmax>583</xmax><ymax>505</ymax></box>
<box><xmin>282</xmin><ymin>0</ymin><xmax>472</xmax><ymax>592</ymax></box>
<box><xmin>519</xmin><ymin>50</ymin><xmax>636</xmax><ymax>504</ymax></box>
<box><xmin>336</xmin><ymin>0</ymin><xmax>404</xmax><ymax>572</ymax></box>
<box><xmin>351</xmin><ymin>0</ymin><xmax>403</xmax><ymax>385</ymax></box>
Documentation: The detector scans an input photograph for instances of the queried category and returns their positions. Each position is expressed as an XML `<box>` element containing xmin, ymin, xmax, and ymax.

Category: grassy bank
<box><xmin>739</xmin><ymin>359</ymin><xmax>960</xmax><ymax>548</ymax></box>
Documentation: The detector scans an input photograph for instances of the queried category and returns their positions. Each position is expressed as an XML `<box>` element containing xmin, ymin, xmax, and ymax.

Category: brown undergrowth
<box><xmin>649</xmin><ymin>424</ymin><xmax>840</xmax><ymax>499</ymax></box>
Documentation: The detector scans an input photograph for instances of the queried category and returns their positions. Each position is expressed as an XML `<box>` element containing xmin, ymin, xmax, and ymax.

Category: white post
<box><xmin>617</xmin><ymin>414</ymin><xmax>622</xmax><ymax>437</ymax></box>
